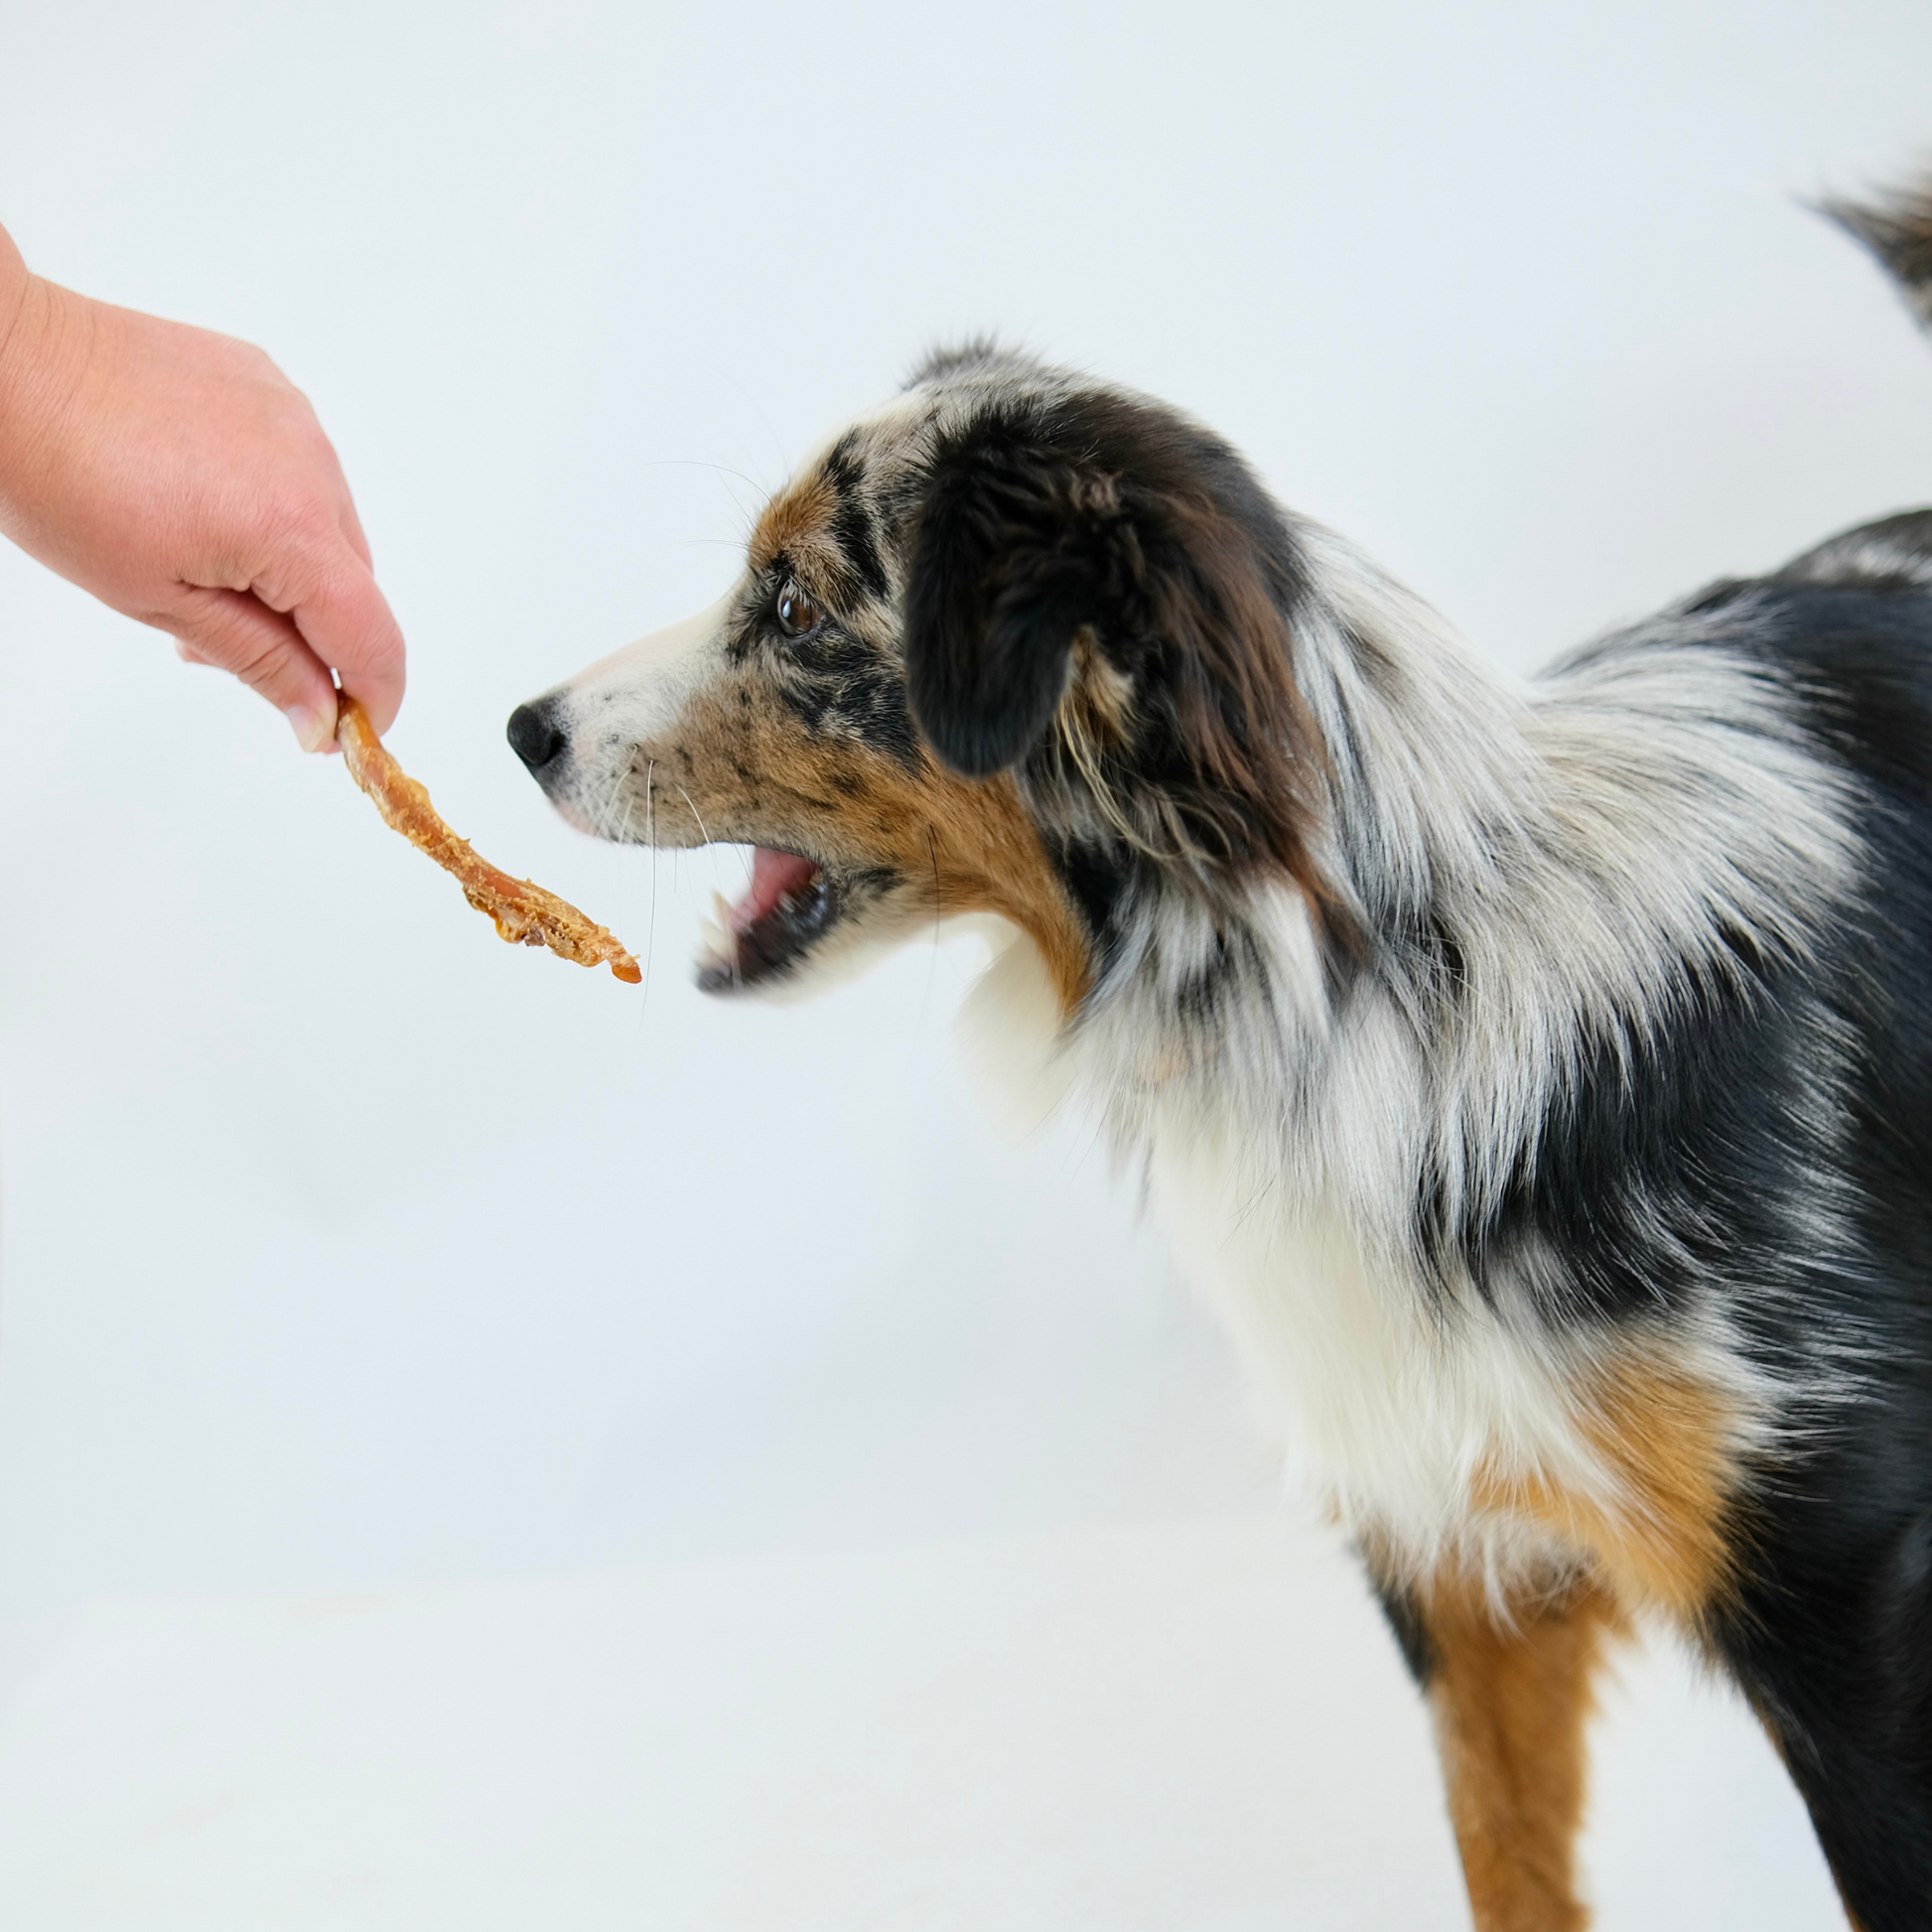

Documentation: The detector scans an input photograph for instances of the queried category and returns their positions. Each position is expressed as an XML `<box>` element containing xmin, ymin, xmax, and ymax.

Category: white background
<box><xmin>0</xmin><ymin>1</ymin><xmax>1928</xmax><ymax>1925</ymax></box>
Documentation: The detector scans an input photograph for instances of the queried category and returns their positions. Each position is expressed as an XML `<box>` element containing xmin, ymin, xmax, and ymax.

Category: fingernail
<box><xmin>285</xmin><ymin>700</ymin><xmax>336</xmax><ymax>754</ymax></box>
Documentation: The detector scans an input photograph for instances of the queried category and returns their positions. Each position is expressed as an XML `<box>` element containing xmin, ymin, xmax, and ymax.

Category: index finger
<box><xmin>289</xmin><ymin>538</ymin><xmax>407</xmax><ymax>738</ymax></box>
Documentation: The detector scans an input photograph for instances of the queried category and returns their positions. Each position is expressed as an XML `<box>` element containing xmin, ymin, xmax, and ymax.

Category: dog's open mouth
<box><xmin>697</xmin><ymin>846</ymin><xmax>841</xmax><ymax>992</ymax></box>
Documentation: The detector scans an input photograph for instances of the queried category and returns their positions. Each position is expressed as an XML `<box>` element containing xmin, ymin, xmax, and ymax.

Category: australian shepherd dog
<box><xmin>509</xmin><ymin>180</ymin><xmax>1932</xmax><ymax>1929</ymax></box>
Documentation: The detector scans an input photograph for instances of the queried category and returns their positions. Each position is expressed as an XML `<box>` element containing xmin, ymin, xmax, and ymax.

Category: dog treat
<box><xmin>338</xmin><ymin>697</ymin><xmax>641</xmax><ymax>983</ymax></box>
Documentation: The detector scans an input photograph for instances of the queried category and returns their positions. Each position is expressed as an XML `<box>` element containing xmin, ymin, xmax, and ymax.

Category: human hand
<box><xmin>0</xmin><ymin>225</ymin><xmax>403</xmax><ymax>749</ymax></box>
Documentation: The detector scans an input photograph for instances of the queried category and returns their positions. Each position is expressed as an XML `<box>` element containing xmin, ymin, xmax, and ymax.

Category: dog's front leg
<box><xmin>1372</xmin><ymin>1562</ymin><xmax>1621</xmax><ymax>1932</ymax></box>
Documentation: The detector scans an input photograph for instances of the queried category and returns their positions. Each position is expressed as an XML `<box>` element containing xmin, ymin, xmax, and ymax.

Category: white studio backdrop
<box><xmin>0</xmin><ymin>2</ymin><xmax>1927</xmax><ymax>1926</ymax></box>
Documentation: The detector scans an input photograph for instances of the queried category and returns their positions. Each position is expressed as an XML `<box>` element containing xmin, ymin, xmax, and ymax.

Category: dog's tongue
<box><xmin>729</xmin><ymin>847</ymin><xmax>818</xmax><ymax>933</ymax></box>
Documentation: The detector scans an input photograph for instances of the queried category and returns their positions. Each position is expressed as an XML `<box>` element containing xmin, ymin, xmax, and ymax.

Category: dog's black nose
<box><xmin>507</xmin><ymin>699</ymin><xmax>567</xmax><ymax>773</ymax></box>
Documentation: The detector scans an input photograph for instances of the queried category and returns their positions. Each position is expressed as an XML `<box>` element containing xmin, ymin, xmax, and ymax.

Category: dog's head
<box><xmin>509</xmin><ymin>346</ymin><xmax>1328</xmax><ymax>1014</ymax></box>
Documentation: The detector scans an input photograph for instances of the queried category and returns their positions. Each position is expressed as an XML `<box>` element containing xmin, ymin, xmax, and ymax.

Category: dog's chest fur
<box><xmin>962</xmin><ymin>931</ymin><xmax>1621</xmax><ymax>1584</ymax></box>
<box><xmin>1143</xmin><ymin>1105</ymin><xmax>1601</xmax><ymax>1580</ymax></box>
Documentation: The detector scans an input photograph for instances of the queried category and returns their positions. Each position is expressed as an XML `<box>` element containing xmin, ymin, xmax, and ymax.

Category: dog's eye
<box><xmin>775</xmin><ymin>583</ymin><xmax>823</xmax><ymax>638</ymax></box>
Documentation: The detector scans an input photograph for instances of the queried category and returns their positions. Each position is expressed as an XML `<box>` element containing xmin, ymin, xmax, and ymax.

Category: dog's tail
<box><xmin>1826</xmin><ymin>172</ymin><xmax>1932</xmax><ymax>336</ymax></box>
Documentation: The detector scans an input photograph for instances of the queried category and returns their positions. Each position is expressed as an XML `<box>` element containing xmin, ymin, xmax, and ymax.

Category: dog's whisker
<box><xmin>631</xmin><ymin>456</ymin><xmax>768</xmax><ymax>497</ymax></box>
<box><xmin>674</xmin><ymin>784</ymin><xmax>713</xmax><ymax>851</ymax></box>
<box><xmin>643</xmin><ymin>759</ymin><xmax>657</xmax><ymax>1016</ymax></box>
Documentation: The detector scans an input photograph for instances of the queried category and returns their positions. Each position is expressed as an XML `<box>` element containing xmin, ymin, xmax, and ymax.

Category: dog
<box><xmin>508</xmin><ymin>177</ymin><xmax>1932</xmax><ymax>1930</ymax></box>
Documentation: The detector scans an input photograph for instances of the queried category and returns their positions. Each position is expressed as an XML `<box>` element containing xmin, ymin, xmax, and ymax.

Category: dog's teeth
<box><xmin>695</xmin><ymin>894</ymin><xmax>740</xmax><ymax>967</ymax></box>
<box><xmin>697</xmin><ymin>909</ymin><xmax>733</xmax><ymax>965</ymax></box>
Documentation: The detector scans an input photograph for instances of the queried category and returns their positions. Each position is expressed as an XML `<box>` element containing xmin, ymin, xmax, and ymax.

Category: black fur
<box><xmin>1421</xmin><ymin>916</ymin><xmax>1837</xmax><ymax>1330</ymax></box>
<box><xmin>1702</xmin><ymin>564</ymin><xmax>1932</xmax><ymax>1929</ymax></box>
<box><xmin>903</xmin><ymin>407</ymin><xmax>1121</xmax><ymax>776</ymax></box>
<box><xmin>824</xmin><ymin>434</ymin><xmax>891</xmax><ymax>603</ymax></box>
<box><xmin>1053</xmin><ymin>831</ymin><xmax>1136</xmax><ymax>962</ymax></box>
<box><xmin>1370</xmin><ymin>1575</ymin><xmax>1439</xmax><ymax>1689</ymax></box>
<box><xmin>1781</xmin><ymin>508</ymin><xmax>1932</xmax><ymax>589</ymax></box>
<box><xmin>903</xmin><ymin>387</ymin><xmax>1331</xmax><ymax>906</ymax></box>
<box><xmin>736</xmin><ymin>553</ymin><xmax>920</xmax><ymax>766</ymax></box>
<box><xmin>780</xmin><ymin>618</ymin><xmax>919</xmax><ymax>766</ymax></box>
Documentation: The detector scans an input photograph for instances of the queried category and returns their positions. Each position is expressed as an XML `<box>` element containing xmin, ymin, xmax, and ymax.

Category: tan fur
<box><xmin>646</xmin><ymin>666</ymin><xmax>1092</xmax><ymax>1013</ymax></box>
<box><xmin>1059</xmin><ymin>627</ymin><xmax>1136</xmax><ymax>752</ymax></box>
<box><xmin>1470</xmin><ymin>1356</ymin><xmax>1740</xmax><ymax>1618</ymax></box>
<box><xmin>885</xmin><ymin>758</ymin><xmax>1094</xmax><ymax>1013</ymax></box>
<box><xmin>750</xmin><ymin>472</ymin><xmax>896</xmax><ymax>611</ymax></box>
<box><xmin>750</xmin><ymin>474</ymin><xmax>838</xmax><ymax>577</ymax></box>
<box><xmin>1420</xmin><ymin>1568</ymin><xmax>1623</xmax><ymax>1932</ymax></box>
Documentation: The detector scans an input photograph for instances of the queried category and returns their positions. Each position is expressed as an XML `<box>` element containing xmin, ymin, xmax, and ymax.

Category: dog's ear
<box><xmin>902</xmin><ymin>396</ymin><xmax>1329</xmax><ymax>905</ymax></box>
<box><xmin>904</xmin><ymin>422</ymin><xmax>1137</xmax><ymax>778</ymax></box>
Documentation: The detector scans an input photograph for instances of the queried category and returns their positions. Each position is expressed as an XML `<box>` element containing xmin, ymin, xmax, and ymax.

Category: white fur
<box><xmin>550</xmin><ymin>597</ymin><xmax>734</xmax><ymax>839</ymax></box>
<box><xmin>1149</xmin><ymin>1111</ymin><xmax>1589</xmax><ymax>1570</ymax></box>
